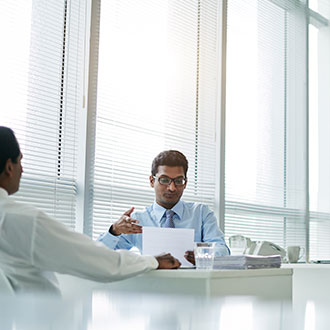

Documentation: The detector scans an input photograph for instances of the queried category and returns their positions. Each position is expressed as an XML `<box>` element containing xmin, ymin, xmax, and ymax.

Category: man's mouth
<box><xmin>164</xmin><ymin>193</ymin><xmax>177</xmax><ymax>198</ymax></box>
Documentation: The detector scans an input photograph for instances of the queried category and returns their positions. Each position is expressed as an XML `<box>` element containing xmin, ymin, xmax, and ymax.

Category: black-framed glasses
<box><xmin>153</xmin><ymin>176</ymin><xmax>186</xmax><ymax>186</ymax></box>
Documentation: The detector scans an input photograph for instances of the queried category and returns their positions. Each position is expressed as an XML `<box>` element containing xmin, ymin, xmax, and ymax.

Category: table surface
<box><xmin>138</xmin><ymin>267</ymin><xmax>293</xmax><ymax>278</ymax></box>
<box><xmin>282</xmin><ymin>262</ymin><xmax>330</xmax><ymax>269</ymax></box>
<box><xmin>57</xmin><ymin>266</ymin><xmax>293</xmax><ymax>301</ymax></box>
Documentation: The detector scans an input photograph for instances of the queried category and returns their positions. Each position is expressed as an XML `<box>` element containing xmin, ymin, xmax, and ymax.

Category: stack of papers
<box><xmin>213</xmin><ymin>255</ymin><xmax>282</xmax><ymax>270</ymax></box>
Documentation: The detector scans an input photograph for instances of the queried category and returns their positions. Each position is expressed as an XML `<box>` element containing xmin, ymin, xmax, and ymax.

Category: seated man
<box><xmin>98</xmin><ymin>150</ymin><xmax>230</xmax><ymax>264</ymax></box>
<box><xmin>0</xmin><ymin>127</ymin><xmax>180</xmax><ymax>295</ymax></box>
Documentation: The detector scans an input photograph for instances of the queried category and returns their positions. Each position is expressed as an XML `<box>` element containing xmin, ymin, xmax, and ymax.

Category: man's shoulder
<box><xmin>3</xmin><ymin>198</ymin><xmax>39</xmax><ymax>216</ymax></box>
<box><xmin>181</xmin><ymin>200</ymin><xmax>210</xmax><ymax>210</ymax></box>
<box><xmin>3</xmin><ymin>198</ymin><xmax>59</xmax><ymax>227</ymax></box>
<box><xmin>131</xmin><ymin>205</ymin><xmax>152</xmax><ymax>219</ymax></box>
<box><xmin>0</xmin><ymin>198</ymin><xmax>43</xmax><ymax>231</ymax></box>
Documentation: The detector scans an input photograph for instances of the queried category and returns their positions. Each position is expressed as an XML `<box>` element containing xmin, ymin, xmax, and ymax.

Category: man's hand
<box><xmin>110</xmin><ymin>207</ymin><xmax>143</xmax><ymax>236</ymax></box>
<box><xmin>184</xmin><ymin>250</ymin><xmax>195</xmax><ymax>265</ymax></box>
<box><xmin>155</xmin><ymin>253</ymin><xmax>181</xmax><ymax>269</ymax></box>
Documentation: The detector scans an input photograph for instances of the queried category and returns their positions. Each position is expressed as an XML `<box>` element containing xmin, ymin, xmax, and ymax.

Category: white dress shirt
<box><xmin>0</xmin><ymin>188</ymin><xmax>158</xmax><ymax>294</ymax></box>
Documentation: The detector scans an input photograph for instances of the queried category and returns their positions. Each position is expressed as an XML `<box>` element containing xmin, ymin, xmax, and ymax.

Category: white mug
<box><xmin>287</xmin><ymin>246</ymin><xmax>305</xmax><ymax>263</ymax></box>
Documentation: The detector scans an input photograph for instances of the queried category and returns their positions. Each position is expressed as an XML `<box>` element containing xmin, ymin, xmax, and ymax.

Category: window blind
<box><xmin>0</xmin><ymin>0</ymin><xmax>86</xmax><ymax>229</ymax></box>
<box><xmin>88</xmin><ymin>0</ymin><xmax>222</xmax><ymax>239</ymax></box>
<box><xmin>308</xmin><ymin>0</ymin><xmax>330</xmax><ymax>260</ymax></box>
<box><xmin>224</xmin><ymin>0</ymin><xmax>308</xmax><ymax>253</ymax></box>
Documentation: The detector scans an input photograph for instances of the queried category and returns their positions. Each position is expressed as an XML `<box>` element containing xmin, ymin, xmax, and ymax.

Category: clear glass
<box><xmin>229</xmin><ymin>235</ymin><xmax>248</xmax><ymax>255</ymax></box>
<box><xmin>194</xmin><ymin>242</ymin><xmax>216</xmax><ymax>270</ymax></box>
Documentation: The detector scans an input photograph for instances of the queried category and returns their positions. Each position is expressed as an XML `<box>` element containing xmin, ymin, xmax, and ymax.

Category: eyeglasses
<box><xmin>153</xmin><ymin>176</ymin><xmax>186</xmax><ymax>186</ymax></box>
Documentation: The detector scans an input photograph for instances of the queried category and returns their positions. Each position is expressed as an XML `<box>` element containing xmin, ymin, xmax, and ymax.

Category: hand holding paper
<box><xmin>142</xmin><ymin>227</ymin><xmax>195</xmax><ymax>267</ymax></box>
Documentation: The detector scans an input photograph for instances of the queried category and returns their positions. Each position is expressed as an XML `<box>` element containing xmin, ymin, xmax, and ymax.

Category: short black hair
<box><xmin>0</xmin><ymin>126</ymin><xmax>20</xmax><ymax>174</ymax></box>
<box><xmin>151</xmin><ymin>150</ymin><xmax>188</xmax><ymax>177</ymax></box>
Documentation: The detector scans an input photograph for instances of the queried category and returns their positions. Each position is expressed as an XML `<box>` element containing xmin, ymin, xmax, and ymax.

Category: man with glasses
<box><xmin>98</xmin><ymin>150</ymin><xmax>230</xmax><ymax>265</ymax></box>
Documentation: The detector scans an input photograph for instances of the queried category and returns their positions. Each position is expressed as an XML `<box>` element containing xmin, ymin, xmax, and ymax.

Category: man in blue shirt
<box><xmin>98</xmin><ymin>150</ymin><xmax>230</xmax><ymax>264</ymax></box>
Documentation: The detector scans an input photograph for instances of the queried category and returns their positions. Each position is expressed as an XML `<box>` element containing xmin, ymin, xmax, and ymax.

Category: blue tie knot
<box><xmin>163</xmin><ymin>209</ymin><xmax>175</xmax><ymax>228</ymax></box>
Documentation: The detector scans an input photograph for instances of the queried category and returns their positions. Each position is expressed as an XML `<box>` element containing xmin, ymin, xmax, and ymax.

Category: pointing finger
<box><xmin>123</xmin><ymin>207</ymin><xmax>135</xmax><ymax>216</ymax></box>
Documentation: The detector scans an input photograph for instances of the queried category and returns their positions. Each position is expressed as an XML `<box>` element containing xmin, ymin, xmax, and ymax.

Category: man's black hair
<box><xmin>0</xmin><ymin>126</ymin><xmax>20</xmax><ymax>174</ymax></box>
<box><xmin>151</xmin><ymin>150</ymin><xmax>188</xmax><ymax>177</ymax></box>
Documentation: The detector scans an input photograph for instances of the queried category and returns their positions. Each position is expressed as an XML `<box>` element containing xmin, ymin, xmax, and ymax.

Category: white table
<box><xmin>58</xmin><ymin>268</ymin><xmax>293</xmax><ymax>300</ymax></box>
<box><xmin>0</xmin><ymin>292</ymin><xmax>295</xmax><ymax>330</ymax></box>
<box><xmin>6</xmin><ymin>266</ymin><xmax>330</xmax><ymax>330</ymax></box>
<box><xmin>282</xmin><ymin>263</ymin><xmax>330</xmax><ymax>301</ymax></box>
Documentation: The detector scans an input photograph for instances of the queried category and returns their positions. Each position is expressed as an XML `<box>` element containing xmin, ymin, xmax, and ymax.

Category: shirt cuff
<box><xmin>143</xmin><ymin>255</ymin><xmax>159</xmax><ymax>269</ymax></box>
<box><xmin>98</xmin><ymin>232</ymin><xmax>120</xmax><ymax>250</ymax></box>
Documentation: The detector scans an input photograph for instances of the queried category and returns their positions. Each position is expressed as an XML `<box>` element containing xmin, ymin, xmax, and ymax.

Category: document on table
<box><xmin>142</xmin><ymin>227</ymin><xmax>195</xmax><ymax>267</ymax></box>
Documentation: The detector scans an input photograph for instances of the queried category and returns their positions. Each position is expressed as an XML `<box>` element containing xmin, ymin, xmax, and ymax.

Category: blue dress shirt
<box><xmin>98</xmin><ymin>200</ymin><xmax>230</xmax><ymax>256</ymax></box>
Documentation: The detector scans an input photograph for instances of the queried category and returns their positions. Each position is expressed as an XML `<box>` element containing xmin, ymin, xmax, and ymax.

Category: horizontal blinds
<box><xmin>90</xmin><ymin>0</ymin><xmax>221</xmax><ymax>239</ymax></box>
<box><xmin>0</xmin><ymin>1</ymin><xmax>31</xmax><ymax>136</ymax></box>
<box><xmin>0</xmin><ymin>0</ymin><xmax>86</xmax><ymax>229</ymax></box>
<box><xmin>224</xmin><ymin>0</ymin><xmax>307</xmax><ymax>251</ymax></box>
<box><xmin>309</xmin><ymin>1</ymin><xmax>330</xmax><ymax>260</ymax></box>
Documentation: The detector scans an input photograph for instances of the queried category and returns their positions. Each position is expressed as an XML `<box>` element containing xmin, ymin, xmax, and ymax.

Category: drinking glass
<box><xmin>194</xmin><ymin>242</ymin><xmax>216</xmax><ymax>269</ymax></box>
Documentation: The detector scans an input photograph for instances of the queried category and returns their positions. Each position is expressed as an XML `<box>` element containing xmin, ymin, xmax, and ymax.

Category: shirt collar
<box><xmin>0</xmin><ymin>187</ymin><xmax>9</xmax><ymax>199</ymax></box>
<box><xmin>152</xmin><ymin>200</ymin><xmax>184</xmax><ymax>223</ymax></box>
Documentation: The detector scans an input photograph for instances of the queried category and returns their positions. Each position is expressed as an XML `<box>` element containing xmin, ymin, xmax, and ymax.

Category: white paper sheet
<box><xmin>142</xmin><ymin>227</ymin><xmax>195</xmax><ymax>267</ymax></box>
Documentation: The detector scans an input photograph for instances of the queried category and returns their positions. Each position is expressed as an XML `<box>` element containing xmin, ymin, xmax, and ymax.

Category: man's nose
<box><xmin>167</xmin><ymin>181</ymin><xmax>176</xmax><ymax>191</ymax></box>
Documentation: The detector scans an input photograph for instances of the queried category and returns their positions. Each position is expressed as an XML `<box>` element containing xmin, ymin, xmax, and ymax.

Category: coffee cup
<box><xmin>287</xmin><ymin>246</ymin><xmax>304</xmax><ymax>263</ymax></box>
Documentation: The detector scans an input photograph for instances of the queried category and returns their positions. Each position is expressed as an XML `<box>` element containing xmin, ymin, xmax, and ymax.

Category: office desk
<box><xmin>58</xmin><ymin>268</ymin><xmax>293</xmax><ymax>300</ymax></box>
<box><xmin>282</xmin><ymin>263</ymin><xmax>330</xmax><ymax>301</ymax></box>
<box><xmin>6</xmin><ymin>267</ymin><xmax>330</xmax><ymax>330</ymax></box>
<box><xmin>0</xmin><ymin>292</ymin><xmax>295</xmax><ymax>330</ymax></box>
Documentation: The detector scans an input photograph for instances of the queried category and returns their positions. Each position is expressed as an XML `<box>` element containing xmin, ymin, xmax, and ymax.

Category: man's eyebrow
<box><xmin>159</xmin><ymin>175</ymin><xmax>185</xmax><ymax>178</ymax></box>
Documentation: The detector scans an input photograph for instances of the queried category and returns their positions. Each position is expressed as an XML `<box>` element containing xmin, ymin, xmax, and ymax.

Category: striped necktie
<box><xmin>163</xmin><ymin>209</ymin><xmax>175</xmax><ymax>228</ymax></box>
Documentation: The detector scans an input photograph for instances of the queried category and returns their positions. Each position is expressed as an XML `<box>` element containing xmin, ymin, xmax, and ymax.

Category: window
<box><xmin>88</xmin><ymin>0</ymin><xmax>222</xmax><ymax>239</ymax></box>
<box><xmin>0</xmin><ymin>0</ymin><xmax>87</xmax><ymax>229</ymax></box>
<box><xmin>224</xmin><ymin>0</ymin><xmax>308</xmax><ymax>253</ymax></box>
<box><xmin>309</xmin><ymin>0</ymin><xmax>330</xmax><ymax>260</ymax></box>
<box><xmin>2</xmin><ymin>0</ymin><xmax>330</xmax><ymax>262</ymax></box>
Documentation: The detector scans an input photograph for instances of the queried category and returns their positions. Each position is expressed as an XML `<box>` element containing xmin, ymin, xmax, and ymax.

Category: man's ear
<box><xmin>149</xmin><ymin>175</ymin><xmax>155</xmax><ymax>188</ymax></box>
<box><xmin>4</xmin><ymin>159</ymin><xmax>14</xmax><ymax>177</ymax></box>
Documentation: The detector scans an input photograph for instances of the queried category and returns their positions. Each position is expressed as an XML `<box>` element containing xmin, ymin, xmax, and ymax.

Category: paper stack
<box><xmin>213</xmin><ymin>255</ymin><xmax>282</xmax><ymax>270</ymax></box>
